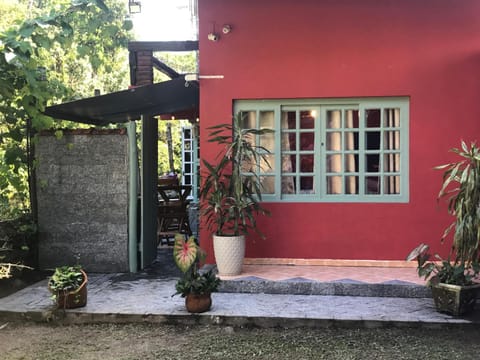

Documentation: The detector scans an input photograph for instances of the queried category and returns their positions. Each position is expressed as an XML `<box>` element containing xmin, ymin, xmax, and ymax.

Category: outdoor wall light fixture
<box><xmin>128</xmin><ymin>0</ymin><xmax>141</xmax><ymax>14</ymax></box>
<box><xmin>222</xmin><ymin>24</ymin><xmax>232</xmax><ymax>34</ymax></box>
<box><xmin>207</xmin><ymin>32</ymin><xmax>219</xmax><ymax>41</ymax></box>
<box><xmin>208</xmin><ymin>24</ymin><xmax>232</xmax><ymax>41</ymax></box>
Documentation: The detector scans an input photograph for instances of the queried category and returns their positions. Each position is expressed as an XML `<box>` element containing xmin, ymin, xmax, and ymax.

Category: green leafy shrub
<box><xmin>48</xmin><ymin>265</ymin><xmax>84</xmax><ymax>301</ymax></box>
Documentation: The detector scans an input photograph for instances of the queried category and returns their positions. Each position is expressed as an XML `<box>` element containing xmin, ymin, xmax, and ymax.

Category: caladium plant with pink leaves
<box><xmin>173</xmin><ymin>233</ymin><xmax>198</xmax><ymax>273</ymax></box>
<box><xmin>172</xmin><ymin>233</ymin><xmax>220</xmax><ymax>297</ymax></box>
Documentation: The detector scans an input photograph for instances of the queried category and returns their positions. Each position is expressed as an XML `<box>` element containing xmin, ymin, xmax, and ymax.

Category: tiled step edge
<box><xmin>219</xmin><ymin>278</ymin><xmax>432</xmax><ymax>298</ymax></box>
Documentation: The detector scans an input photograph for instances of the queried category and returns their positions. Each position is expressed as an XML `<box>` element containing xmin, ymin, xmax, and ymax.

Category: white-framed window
<box><xmin>235</xmin><ymin>97</ymin><xmax>409</xmax><ymax>203</ymax></box>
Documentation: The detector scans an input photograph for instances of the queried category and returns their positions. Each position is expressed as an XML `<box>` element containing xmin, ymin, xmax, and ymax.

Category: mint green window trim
<box><xmin>234</xmin><ymin>97</ymin><xmax>409</xmax><ymax>203</ymax></box>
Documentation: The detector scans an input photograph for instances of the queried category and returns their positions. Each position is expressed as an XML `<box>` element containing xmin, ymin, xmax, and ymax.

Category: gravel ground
<box><xmin>0</xmin><ymin>322</ymin><xmax>479</xmax><ymax>360</ymax></box>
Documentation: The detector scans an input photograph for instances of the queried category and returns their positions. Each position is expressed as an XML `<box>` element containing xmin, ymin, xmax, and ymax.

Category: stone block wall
<box><xmin>36</xmin><ymin>129</ymin><xmax>129</xmax><ymax>272</ymax></box>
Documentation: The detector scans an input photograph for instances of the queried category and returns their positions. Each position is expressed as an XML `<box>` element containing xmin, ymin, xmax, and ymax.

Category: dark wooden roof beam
<box><xmin>128</xmin><ymin>41</ymin><xmax>198</xmax><ymax>52</ymax></box>
<box><xmin>152</xmin><ymin>57</ymin><xmax>180</xmax><ymax>79</ymax></box>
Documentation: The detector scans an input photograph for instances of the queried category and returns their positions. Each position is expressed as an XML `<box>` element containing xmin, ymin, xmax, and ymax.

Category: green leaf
<box><xmin>4</xmin><ymin>147</ymin><xmax>23</xmax><ymax>165</ymax></box>
<box><xmin>19</xmin><ymin>25</ymin><xmax>35</xmax><ymax>38</ymax></box>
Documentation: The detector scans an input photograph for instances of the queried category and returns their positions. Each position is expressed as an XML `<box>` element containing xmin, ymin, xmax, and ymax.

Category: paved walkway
<box><xmin>1</xmin><ymin>271</ymin><xmax>479</xmax><ymax>328</ymax></box>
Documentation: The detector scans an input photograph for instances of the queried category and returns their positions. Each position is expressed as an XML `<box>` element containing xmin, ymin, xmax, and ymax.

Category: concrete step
<box><xmin>219</xmin><ymin>277</ymin><xmax>431</xmax><ymax>298</ymax></box>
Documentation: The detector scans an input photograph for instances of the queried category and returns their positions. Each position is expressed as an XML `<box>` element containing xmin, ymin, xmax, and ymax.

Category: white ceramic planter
<box><xmin>213</xmin><ymin>235</ymin><xmax>245</xmax><ymax>276</ymax></box>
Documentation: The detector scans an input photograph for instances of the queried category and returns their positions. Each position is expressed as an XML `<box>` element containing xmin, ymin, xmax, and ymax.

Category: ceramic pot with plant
<box><xmin>48</xmin><ymin>265</ymin><xmax>88</xmax><ymax>309</ymax></box>
<box><xmin>173</xmin><ymin>234</ymin><xmax>220</xmax><ymax>313</ymax></box>
<box><xmin>407</xmin><ymin>141</ymin><xmax>480</xmax><ymax>315</ymax></box>
<box><xmin>199</xmin><ymin>113</ymin><xmax>273</xmax><ymax>275</ymax></box>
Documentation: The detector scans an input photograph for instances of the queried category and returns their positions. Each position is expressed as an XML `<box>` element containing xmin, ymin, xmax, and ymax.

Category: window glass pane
<box><xmin>300</xmin><ymin>176</ymin><xmax>314</xmax><ymax>192</ymax></box>
<box><xmin>184</xmin><ymin>152</ymin><xmax>191</xmax><ymax>162</ymax></box>
<box><xmin>240</xmin><ymin>111</ymin><xmax>256</xmax><ymax>128</ymax></box>
<box><xmin>300</xmin><ymin>132</ymin><xmax>314</xmax><ymax>151</ymax></box>
<box><xmin>259</xmin><ymin>111</ymin><xmax>274</xmax><ymax>129</ymax></box>
<box><xmin>241</xmin><ymin>157</ymin><xmax>256</xmax><ymax>172</ymax></box>
<box><xmin>281</xmin><ymin>176</ymin><xmax>296</xmax><ymax>194</ymax></box>
<box><xmin>281</xmin><ymin>111</ymin><xmax>297</xmax><ymax>129</ymax></box>
<box><xmin>326</xmin><ymin>132</ymin><xmax>341</xmax><ymax>151</ymax></box>
<box><xmin>365</xmin><ymin>109</ymin><xmax>381</xmax><ymax>128</ymax></box>
<box><xmin>300</xmin><ymin>154</ymin><xmax>314</xmax><ymax>172</ymax></box>
<box><xmin>383</xmin><ymin>131</ymin><xmax>400</xmax><ymax>150</ymax></box>
<box><xmin>300</xmin><ymin>110</ymin><xmax>315</xmax><ymax>129</ymax></box>
<box><xmin>384</xmin><ymin>175</ymin><xmax>400</xmax><ymax>194</ymax></box>
<box><xmin>261</xmin><ymin>154</ymin><xmax>275</xmax><ymax>172</ymax></box>
<box><xmin>366</xmin><ymin>131</ymin><xmax>381</xmax><ymax>150</ymax></box>
<box><xmin>185</xmin><ymin>163</ymin><xmax>191</xmax><ymax>173</ymax></box>
<box><xmin>260</xmin><ymin>131</ymin><xmax>275</xmax><ymax>152</ymax></box>
<box><xmin>366</xmin><ymin>154</ymin><xmax>380</xmax><ymax>172</ymax></box>
<box><xmin>282</xmin><ymin>155</ymin><xmax>295</xmax><ymax>172</ymax></box>
<box><xmin>384</xmin><ymin>108</ymin><xmax>400</xmax><ymax>127</ymax></box>
<box><xmin>345</xmin><ymin>110</ymin><xmax>359</xmax><ymax>129</ymax></box>
<box><xmin>327</xmin><ymin>110</ymin><xmax>341</xmax><ymax>129</ymax></box>
<box><xmin>344</xmin><ymin>154</ymin><xmax>358</xmax><ymax>173</ymax></box>
<box><xmin>281</xmin><ymin>133</ymin><xmax>294</xmax><ymax>151</ymax></box>
<box><xmin>260</xmin><ymin>176</ymin><xmax>275</xmax><ymax>194</ymax></box>
<box><xmin>366</xmin><ymin>176</ymin><xmax>380</xmax><ymax>194</ymax></box>
<box><xmin>384</xmin><ymin>153</ymin><xmax>400</xmax><ymax>173</ymax></box>
<box><xmin>327</xmin><ymin>154</ymin><xmax>342</xmax><ymax>173</ymax></box>
<box><xmin>344</xmin><ymin>132</ymin><xmax>358</xmax><ymax>151</ymax></box>
<box><xmin>327</xmin><ymin>176</ymin><xmax>342</xmax><ymax>194</ymax></box>
<box><xmin>288</xmin><ymin>133</ymin><xmax>297</xmax><ymax>151</ymax></box>
<box><xmin>184</xmin><ymin>175</ymin><xmax>191</xmax><ymax>184</ymax></box>
<box><xmin>345</xmin><ymin>176</ymin><xmax>359</xmax><ymax>194</ymax></box>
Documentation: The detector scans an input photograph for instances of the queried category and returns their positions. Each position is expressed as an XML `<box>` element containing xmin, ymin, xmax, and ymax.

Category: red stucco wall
<box><xmin>198</xmin><ymin>0</ymin><xmax>480</xmax><ymax>261</ymax></box>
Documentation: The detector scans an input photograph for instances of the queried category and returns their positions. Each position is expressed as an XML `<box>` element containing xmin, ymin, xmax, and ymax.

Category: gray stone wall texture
<box><xmin>36</xmin><ymin>129</ymin><xmax>129</xmax><ymax>272</ymax></box>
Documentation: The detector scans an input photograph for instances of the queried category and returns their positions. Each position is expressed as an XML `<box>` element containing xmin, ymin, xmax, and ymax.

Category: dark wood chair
<box><xmin>157</xmin><ymin>185</ymin><xmax>192</xmax><ymax>245</ymax></box>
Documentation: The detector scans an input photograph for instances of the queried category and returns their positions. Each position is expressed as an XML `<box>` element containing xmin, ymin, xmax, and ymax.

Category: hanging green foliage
<box><xmin>0</xmin><ymin>0</ymin><xmax>132</xmax><ymax>219</ymax></box>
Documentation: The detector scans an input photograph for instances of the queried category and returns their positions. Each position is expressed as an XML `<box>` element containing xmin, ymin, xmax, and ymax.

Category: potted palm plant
<box><xmin>48</xmin><ymin>265</ymin><xmax>88</xmax><ymax>309</ymax></box>
<box><xmin>173</xmin><ymin>234</ymin><xmax>220</xmax><ymax>313</ymax></box>
<box><xmin>199</xmin><ymin>113</ymin><xmax>273</xmax><ymax>275</ymax></box>
<box><xmin>407</xmin><ymin>141</ymin><xmax>480</xmax><ymax>315</ymax></box>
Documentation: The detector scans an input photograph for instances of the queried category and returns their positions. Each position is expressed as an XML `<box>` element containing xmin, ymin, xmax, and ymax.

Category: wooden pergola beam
<box><xmin>128</xmin><ymin>41</ymin><xmax>199</xmax><ymax>52</ymax></box>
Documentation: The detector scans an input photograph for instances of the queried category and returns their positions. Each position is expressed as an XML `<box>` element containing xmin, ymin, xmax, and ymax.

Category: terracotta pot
<box><xmin>52</xmin><ymin>270</ymin><xmax>88</xmax><ymax>309</ymax></box>
<box><xmin>185</xmin><ymin>293</ymin><xmax>212</xmax><ymax>313</ymax></box>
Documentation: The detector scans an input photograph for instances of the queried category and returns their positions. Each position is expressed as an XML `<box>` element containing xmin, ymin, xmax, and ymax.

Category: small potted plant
<box><xmin>173</xmin><ymin>233</ymin><xmax>220</xmax><ymax>313</ymax></box>
<box><xmin>48</xmin><ymin>265</ymin><xmax>88</xmax><ymax>309</ymax></box>
<box><xmin>407</xmin><ymin>141</ymin><xmax>480</xmax><ymax>315</ymax></box>
<box><xmin>199</xmin><ymin>113</ymin><xmax>273</xmax><ymax>275</ymax></box>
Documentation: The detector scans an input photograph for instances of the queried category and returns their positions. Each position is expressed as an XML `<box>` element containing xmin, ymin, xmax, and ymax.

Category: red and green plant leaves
<box><xmin>173</xmin><ymin>234</ymin><xmax>197</xmax><ymax>273</ymax></box>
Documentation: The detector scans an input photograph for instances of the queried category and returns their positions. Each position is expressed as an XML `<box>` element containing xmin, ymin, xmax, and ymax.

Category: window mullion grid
<box><xmin>253</xmin><ymin>110</ymin><xmax>260</xmax><ymax>175</ymax></box>
<box><xmin>295</xmin><ymin>110</ymin><xmax>300</xmax><ymax>195</ymax></box>
<box><xmin>274</xmin><ymin>105</ymin><xmax>282</xmax><ymax>200</ymax></box>
<box><xmin>341</xmin><ymin>109</ymin><xmax>346</xmax><ymax>195</ymax></box>
<box><xmin>314</xmin><ymin>106</ymin><xmax>322</xmax><ymax>198</ymax></box>
<box><xmin>358</xmin><ymin>107</ymin><xmax>366</xmax><ymax>195</ymax></box>
<box><xmin>379</xmin><ymin>107</ymin><xmax>385</xmax><ymax>195</ymax></box>
<box><xmin>235</xmin><ymin>98</ymin><xmax>408</xmax><ymax>202</ymax></box>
